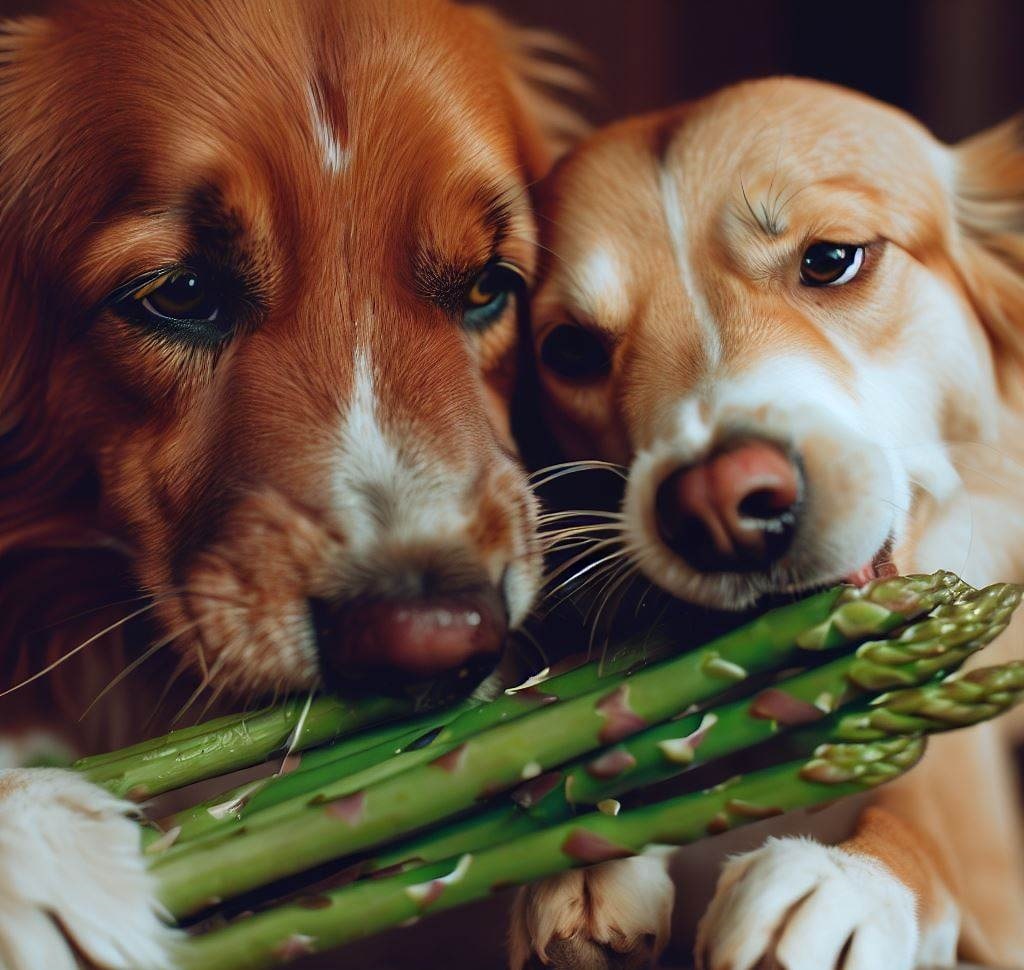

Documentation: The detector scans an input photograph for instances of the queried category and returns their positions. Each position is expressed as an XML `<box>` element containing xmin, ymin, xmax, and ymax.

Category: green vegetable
<box><xmin>150</xmin><ymin>573</ymin><xmax>960</xmax><ymax>916</ymax></box>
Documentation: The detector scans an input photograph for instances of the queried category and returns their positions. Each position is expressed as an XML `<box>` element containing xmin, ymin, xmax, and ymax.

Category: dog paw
<box><xmin>509</xmin><ymin>856</ymin><xmax>674</xmax><ymax>970</ymax></box>
<box><xmin>695</xmin><ymin>837</ymin><xmax>919</xmax><ymax>970</ymax></box>
<box><xmin>0</xmin><ymin>768</ymin><xmax>177</xmax><ymax>970</ymax></box>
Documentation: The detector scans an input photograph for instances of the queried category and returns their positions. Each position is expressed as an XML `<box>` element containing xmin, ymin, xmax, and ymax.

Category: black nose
<box><xmin>310</xmin><ymin>586</ymin><xmax>507</xmax><ymax>698</ymax></box>
<box><xmin>655</xmin><ymin>439</ymin><xmax>801</xmax><ymax>573</ymax></box>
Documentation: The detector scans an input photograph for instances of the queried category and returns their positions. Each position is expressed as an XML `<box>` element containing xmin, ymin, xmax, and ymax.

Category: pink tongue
<box><xmin>844</xmin><ymin>560</ymin><xmax>898</xmax><ymax>586</ymax></box>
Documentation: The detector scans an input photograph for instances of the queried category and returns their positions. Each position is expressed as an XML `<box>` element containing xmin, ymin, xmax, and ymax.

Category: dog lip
<box><xmin>841</xmin><ymin>534</ymin><xmax>897</xmax><ymax>587</ymax></box>
<box><xmin>310</xmin><ymin>588</ymin><xmax>508</xmax><ymax>695</ymax></box>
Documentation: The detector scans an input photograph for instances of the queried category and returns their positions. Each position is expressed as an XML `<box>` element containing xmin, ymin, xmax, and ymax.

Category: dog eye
<box><xmin>800</xmin><ymin>242</ymin><xmax>864</xmax><ymax>287</ymax></box>
<box><xmin>463</xmin><ymin>261</ymin><xmax>524</xmax><ymax>330</ymax></box>
<box><xmin>540</xmin><ymin>324</ymin><xmax>612</xmax><ymax>382</ymax></box>
<box><xmin>116</xmin><ymin>268</ymin><xmax>234</xmax><ymax>341</ymax></box>
<box><xmin>136</xmin><ymin>270</ymin><xmax>221</xmax><ymax>322</ymax></box>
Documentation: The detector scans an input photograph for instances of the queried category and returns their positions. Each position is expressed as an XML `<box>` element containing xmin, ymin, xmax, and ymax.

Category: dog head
<box><xmin>532</xmin><ymin>78</ymin><xmax>1023</xmax><ymax>608</ymax></box>
<box><xmin>0</xmin><ymin>0</ymin><xmax>586</xmax><ymax>699</ymax></box>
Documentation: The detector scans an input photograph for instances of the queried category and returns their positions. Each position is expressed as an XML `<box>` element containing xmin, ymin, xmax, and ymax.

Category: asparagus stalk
<box><xmin>142</xmin><ymin>710</ymin><xmax>469</xmax><ymax>848</ymax></box>
<box><xmin>176</xmin><ymin>736</ymin><xmax>929</xmax><ymax>970</ymax></box>
<box><xmin>152</xmin><ymin>626</ymin><xmax>679</xmax><ymax>844</ymax></box>
<box><xmin>81</xmin><ymin>592</ymin><xmax>725</xmax><ymax>802</ymax></box>
<box><xmin>153</xmin><ymin>586</ymin><xmax>852</xmax><ymax>846</ymax></box>
<box><xmin>365</xmin><ymin>586</ymin><xmax>1020</xmax><ymax>873</ymax></box>
<box><xmin>178</xmin><ymin>660</ymin><xmax>1024</xmax><ymax>970</ymax></box>
<box><xmin>76</xmin><ymin>695</ymin><xmax>412</xmax><ymax>799</ymax></box>
<box><xmin>152</xmin><ymin>572</ymin><xmax>962</xmax><ymax>915</ymax></box>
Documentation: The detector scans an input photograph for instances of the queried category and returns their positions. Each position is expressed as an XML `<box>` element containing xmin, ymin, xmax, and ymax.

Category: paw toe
<box><xmin>529</xmin><ymin>933</ymin><xmax>656</xmax><ymax>970</ymax></box>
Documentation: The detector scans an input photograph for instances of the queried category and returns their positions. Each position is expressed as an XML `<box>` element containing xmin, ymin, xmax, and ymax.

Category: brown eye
<box><xmin>540</xmin><ymin>324</ymin><xmax>611</xmax><ymax>382</ymax></box>
<box><xmin>112</xmin><ymin>265</ymin><xmax>238</xmax><ymax>344</ymax></box>
<box><xmin>463</xmin><ymin>260</ymin><xmax>523</xmax><ymax>331</ymax></box>
<box><xmin>800</xmin><ymin>242</ymin><xmax>864</xmax><ymax>287</ymax></box>
<box><xmin>136</xmin><ymin>269</ymin><xmax>220</xmax><ymax>322</ymax></box>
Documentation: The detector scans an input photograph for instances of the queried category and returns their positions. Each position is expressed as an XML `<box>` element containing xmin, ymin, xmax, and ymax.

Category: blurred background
<box><xmin>3</xmin><ymin>0</ymin><xmax>1020</xmax><ymax>140</ymax></box>
<box><xmin>492</xmin><ymin>0</ymin><xmax>1022</xmax><ymax>142</ymax></box>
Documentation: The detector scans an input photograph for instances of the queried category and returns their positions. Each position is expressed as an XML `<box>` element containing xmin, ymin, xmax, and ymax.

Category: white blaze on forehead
<box><xmin>565</xmin><ymin>246</ymin><xmax>629</xmax><ymax>322</ymax></box>
<box><xmin>306</xmin><ymin>83</ymin><xmax>349</xmax><ymax>175</ymax></box>
<box><xmin>659</xmin><ymin>168</ymin><xmax>722</xmax><ymax>369</ymax></box>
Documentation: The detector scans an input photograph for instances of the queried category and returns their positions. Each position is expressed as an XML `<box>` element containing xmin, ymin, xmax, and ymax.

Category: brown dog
<box><xmin>517</xmin><ymin>78</ymin><xmax>1024</xmax><ymax>969</ymax></box>
<box><xmin>0</xmin><ymin>1</ymin><xmax>585</xmax><ymax>965</ymax></box>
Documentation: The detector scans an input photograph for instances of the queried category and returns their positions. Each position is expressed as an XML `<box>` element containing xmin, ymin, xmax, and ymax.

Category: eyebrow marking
<box><xmin>659</xmin><ymin>167</ymin><xmax>722</xmax><ymax>369</ymax></box>
<box><xmin>411</xmin><ymin>179</ymin><xmax>526</xmax><ymax>312</ymax></box>
<box><xmin>564</xmin><ymin>246</ymin><xmax>628</xmax><ymax>322</ymax></box>
<box><xmin>307</xmin><ymin>81</ymin><xmax>349</xmax><ymax>175</ymax></box>
<box><xmin>739</xmin><ymin>181</ymin><xmax>784</xmax><ymax>237</ymax></box>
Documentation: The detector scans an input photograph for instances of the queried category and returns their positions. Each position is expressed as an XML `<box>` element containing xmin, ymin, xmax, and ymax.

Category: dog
<box><xmin>0</xmin><ymin>1</ymin><xmax>588</xmax><ymax>966</ymax></box>
<box><xmin>515</xmin><ymin>78</ymin><xmax>1024</xmax><ymax>969</ymax></box>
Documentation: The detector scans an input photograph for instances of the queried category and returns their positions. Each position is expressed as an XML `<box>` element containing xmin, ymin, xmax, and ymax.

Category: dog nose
<box><xmin>655</xmin><ymin>440</ymin><xmax>801</xmax><ymax>573</ymax></box>
<box><xmin>310</xmin><ymin>588</ymin><xmax>507</xmax><ymax>696</ymax></box>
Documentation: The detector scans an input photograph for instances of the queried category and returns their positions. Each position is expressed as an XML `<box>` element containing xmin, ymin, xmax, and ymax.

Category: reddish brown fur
<box><xmin>0</xmin><ymin>0</ymin><xmax>581</xmax><ymax>749</ymax></box>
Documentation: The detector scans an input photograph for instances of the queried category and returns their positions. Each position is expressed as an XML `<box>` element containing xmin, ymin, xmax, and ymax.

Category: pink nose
<box><xmin>655</xmin><ymin>440</ymin><xmax>801</xmax><ymax>573</ymax></box>
<box><xmin>312</xmin><ymin>590</ymin><xmax>507</xmax><ymax>695</ymax></box>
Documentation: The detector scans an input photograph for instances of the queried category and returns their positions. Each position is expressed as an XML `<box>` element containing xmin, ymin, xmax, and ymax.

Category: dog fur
<box><xmin>520</xmin><ymin>78</ymin><xmax>1024</xmax><ymax>969</ymax></box>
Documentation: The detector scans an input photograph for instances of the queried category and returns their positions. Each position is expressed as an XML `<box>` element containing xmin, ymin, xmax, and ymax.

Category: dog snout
<box><xmin>654</xmin><ymin>439</ymin><xmax>801</xmax><ymax>573</ymax></box>
<box><xmin>310</xmin><ymin>584</ymin><xmax>507</xmax><ymax>696</ymax></box>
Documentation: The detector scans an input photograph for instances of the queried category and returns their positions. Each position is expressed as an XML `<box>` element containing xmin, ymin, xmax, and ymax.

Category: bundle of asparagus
<box><xmin>74</xmin><ymin>572</ymin><xmax>1024</xmax><ymax>970</ymax></box>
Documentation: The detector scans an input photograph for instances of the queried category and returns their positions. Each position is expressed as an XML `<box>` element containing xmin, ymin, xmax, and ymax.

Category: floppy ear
<box><xmin>0</xmin><ymin>18</ymin><xmax>46</xmax><ymax>441</ymax></box>
<box><xmin>467</xmin><ymin>7</ymin><xmax>591</xmax><ymax>179</ymax></box>
<box><xmin>0</xmin><ymin>16</ymin><xmax>77</xmax><ymax>554</ymax></box>
<box><xmin>952</xmin><ymin>115</ymin><xmax>1024</xmax><ymax>376</ymax></box>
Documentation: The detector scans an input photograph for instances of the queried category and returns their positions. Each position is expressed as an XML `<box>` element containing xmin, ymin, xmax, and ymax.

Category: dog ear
<box><xmin>0</xmin><ymin>17</ymin><xmax>63</xmax><ymax>516</ymax></box>
<box><xmin>952</xmin><ymin>115</ymin><xmax>1024</xmax><ymax>376</ymax></box>
<box><xmin>467</xmin><ymin>7</ymin><xmax>591</xmax><ymax>179</ymax></box>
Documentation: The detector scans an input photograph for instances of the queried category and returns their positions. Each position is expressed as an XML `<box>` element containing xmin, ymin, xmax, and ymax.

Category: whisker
<box><xmin>587</xmin><ymin>561</ymin><xmax>637</xmax><ymax>659</ymax></box>
<box><xmin>530</xmin><ymin>459</ymin><xmax>627</xmax><ymax>489</ymax></box>
<box><xmin>78</xmin><ymin>607</ymin><xmax>244</xmax><ymax>720</ymax></box>
<box><xmin>537</xmin><ymin>508</ymin><xmax>623</xmax><ymax>525</ymax></box>
<box><xmin>537</xmin><ymin>553</ymin><xmax>629</xmax><ymax>617</ymax></box>
<box><xmin>0</xmin><ymin>602</ymin><xmax>161</xmax><ymax>698</ymax></box>
<box><xmin>542</xmin><ymin>539</ymin><xmax>626</xmax><ymax>592</ymax></box>
<box><xmin>172</xmin><ymin>653</ymin><xmax>228</xmax><ymax>727</ymax></box>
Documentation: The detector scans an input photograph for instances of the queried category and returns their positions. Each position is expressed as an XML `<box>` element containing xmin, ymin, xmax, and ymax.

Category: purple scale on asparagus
<box><xmin>512</xmin><ymin>771</ymin><xmax>563</xmax><ymax>808</ymax></box>
<box><xmin>561</xmin><ymin>829</ymin><xmax>634</xmax><ymax>863</ymax></box>
<box><xmin>431</xmin><ymin>743</ymin><xmax>469</xmax><ymax>773</ymax></box>
<box><xmin>324</xmin><ymin>791</ymin><xmax>365</xmax><ymax>826</ymax></box>
<box><xmin>585</xmin><ymin>748</ymin><xmax>637</xmax><ymax>780</ymax></box>
<box><xmin>271</xmin><ymin>934</ymin><xmax>316</xmax><ymax>959</ymax></box>
<box><xmin>749</xmin><ymin>688</ymin><xmax>827</xmax><ymax>725</ymax></box>
<box><xmin>707</xmin><ymin>812</ymin><xmax>731</xmax><ymax>835</ymax></box>
<box><xmin>725</xmin><ymin>799</ymin><xmax>784</xmax><ymax>820</ymax></box>
<box><xmin>596</xmin><ymin>685</ymin><xmax>647</xmax><ymax>744</ymax></box>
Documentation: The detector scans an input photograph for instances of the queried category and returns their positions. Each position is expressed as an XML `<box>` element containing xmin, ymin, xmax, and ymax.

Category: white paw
<box><xmin>509</xmin><ymin>855</ymin><xmax>674</xmax><ymax>970</ymax></box>
<box><xmin>0</xmin><ymin>769</ymin><xmax>178</xmax><ymax>970</ymax></box>
<box><xmin>696</xmin><ymin>837</ymin><xmax>920</xmax><ymax>970</ymax></box>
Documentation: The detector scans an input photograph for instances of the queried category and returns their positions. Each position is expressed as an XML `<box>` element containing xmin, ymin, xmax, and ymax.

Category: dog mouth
<box><xmin>840</xmin><ymin>535</ymin><xmax>897</xmax><ymax>587</ymax></box>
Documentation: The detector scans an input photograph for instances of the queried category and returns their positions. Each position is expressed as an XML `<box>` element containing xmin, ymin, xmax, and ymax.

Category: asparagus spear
<box><xmin>175</xmin><ymin>736</ymin><xmax>928</xmax><ymax>970</ymax></box>
<box><xmin>152</xmin><ymin>625</ymin><xmax>682</xmax><ymax>844</ymax></box>
<box><xmin>365</xmin><ymin>587</ymin><xmax>1020</xmax><ymax>873</ymax></box>
<box><xmin>150</xmin><ymin>586</ymin><xmax>850</xmax><ymax>846</ymax></box>
<box><xmin>76</xmin><ymin>695</ymin><xmax>411</xmax><ymax>799</ymax></box>
<box><xmin>152</xmin><ymin>572</ymin><xmax>962</xmax><ymax>915</ymax></box>
<box><xmin>81</xmin><ymin>591</ymin><xmax>722</xmax><ymax>802</ymax></box>
<box><xmin>176</xmin><ymin>661</ymin><xmax>1024</xmax><ymax>970</ymax></box>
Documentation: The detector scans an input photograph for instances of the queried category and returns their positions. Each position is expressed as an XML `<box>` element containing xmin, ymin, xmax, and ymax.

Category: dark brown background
<box><xmin>488</xmin><ymin>0</ymin><xmax>1023</xmax><ymax>141</ymax></box>
<box><xmin>3</xmin><ymin>0</ymin><xmax>1020</xmax><ymax>140</ymax></box>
